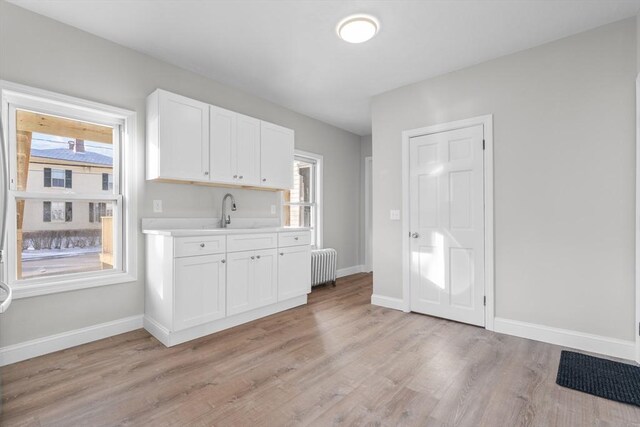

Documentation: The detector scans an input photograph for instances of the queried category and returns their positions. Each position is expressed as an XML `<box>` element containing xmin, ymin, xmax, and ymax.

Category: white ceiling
<box><xmin>9</xmin><ymin>0</ymin><xmax>640</xmax><ymax>136</ymax></box>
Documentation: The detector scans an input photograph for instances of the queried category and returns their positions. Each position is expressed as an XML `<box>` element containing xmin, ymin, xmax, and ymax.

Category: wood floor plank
<box><xmin>2</xmin><ymin>273</ymin><xmax>639</xmax><ymax>426</ymax></box>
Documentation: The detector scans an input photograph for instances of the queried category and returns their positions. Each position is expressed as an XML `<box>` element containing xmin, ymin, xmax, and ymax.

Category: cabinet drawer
<box><xmin>174</xmin><ymin>236</ymin><xmax>226</xmax><ymax>258</ymax></box>
<box><xmin>278</xmin><ymin>231</ymin><xmax>311</xmax><ymax>247</ymax></box>
<box><xmin>227</xmin><ymin>233</ymin><xmax>278</xmax><ymax>252</ymax></box>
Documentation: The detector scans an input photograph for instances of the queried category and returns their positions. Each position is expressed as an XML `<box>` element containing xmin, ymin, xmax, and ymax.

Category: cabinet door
<box><xmin>235</xmin><ymin>114</ymin><xmax>261</xmax><ymax>186</ymax></box>
<box><xmin>174</xmin><ymin>254</ymin><xmax>226</xmax><ymax>331</ymax></box>
<box><xmin>158</xmin><ymin>90</ymin><xmax>210</xmax><ymax>181</ymax></box>
<box><xmin>278</xmin><ymin>245</ymin><xmax>311</xmax><ymax>301</ymax></box>
<box><xmin>260</xmin><ymin>121</ymin><xmax>294</xmax><ymax>189</ymax></box>
<box><xmin>253</xmin><ymin>249</ymin><xmax>278</xmax><ymax>308</ymax></box>
<box><xmin>226</xmin><ymin>251</ymin><xmax>253</xmax><ymax>316</ymax></box>
<box><xmin>209</xmin><ymin>105</ymin><xmax>237</xmax><ymax>184</ymax></box>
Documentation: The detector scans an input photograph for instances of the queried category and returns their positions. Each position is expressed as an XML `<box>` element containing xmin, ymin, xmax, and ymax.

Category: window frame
<box><xmin>1</xmin><ymin>80</ymin><xmax>138</xmax><ymax>298</ymax></box>
<box><xmin>283</xmin><ymin>150</ymin><xmax>323</xmax><ymax>249</ymax></box>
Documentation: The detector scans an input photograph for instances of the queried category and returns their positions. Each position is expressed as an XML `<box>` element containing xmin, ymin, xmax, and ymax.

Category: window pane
<box><xmin>17</xmin><ymin>198</ymin><xmax>117</xmax><ymax>280</ymax></box>
<box><xmin>286</xmin><ymin>205</ymin><xmax>313</xmax><ymax>228</ymax></box>
<box><xmin>16</xmin><ymin>110</ymin><xmax>114</xmax><ymax>195</ymax></box>
<box><xmin>291</xmin><ymin>159</ymin><xmax>314</xmax><ymax>203</ymax></box>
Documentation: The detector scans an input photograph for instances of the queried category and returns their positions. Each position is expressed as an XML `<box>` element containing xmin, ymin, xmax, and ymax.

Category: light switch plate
<box><xmin>390</xmin><ymin>209</ymin><xmax>400</xmax><ymax>220</ymax></box>
<box><xmin>270</xmin><ymin>205</ymin><xmax>276</xmax><ymax>214</ymax></box>
<box><xmin>153</xmin><ymin>200</ymin><xmax>163</xmax><ymax>213</ymax></box>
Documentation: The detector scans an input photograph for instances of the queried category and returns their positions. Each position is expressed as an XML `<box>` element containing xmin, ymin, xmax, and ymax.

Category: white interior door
<box><xmin>409</xmin><ymin>124</ymin><xmax>485</xmax><ymax>326</ymax></box>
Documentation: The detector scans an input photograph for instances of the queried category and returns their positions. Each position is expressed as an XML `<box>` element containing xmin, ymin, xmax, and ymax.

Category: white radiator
<box><xmin>311</xmin><ymin>248</ymin><xmax>337</xmax><ymax>287</ymax></box>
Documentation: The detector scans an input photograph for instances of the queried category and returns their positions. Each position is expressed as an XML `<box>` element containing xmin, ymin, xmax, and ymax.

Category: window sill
<box><xmin>11</xmin><ymin>271</ymin><xmax>138</xmax><ymax>299</ymax></box>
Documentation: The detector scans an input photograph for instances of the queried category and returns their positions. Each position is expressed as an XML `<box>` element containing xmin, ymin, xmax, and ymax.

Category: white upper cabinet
<box><xmin>235</xmin><ymin>114</ymin><xmax>261</xmax><ymax>186</ymax></box>
<box><xmin>260</xmin><ymin>121</ymin><xmax>294</xmax><ymax>189</ymax></box>
<box><xmin>147</xmin><ymin>89</ymin><xmax>210</xmax><ymax>182</ymax></box>
<box><xmin>147</xmin><ymin>89</ymin><xmax>294</xmax><ymax>190</ymax></box>
<box><xmin>209</xmin><ymin>105</ymin><xmax>237</xmax><ymax>184</ymax></box>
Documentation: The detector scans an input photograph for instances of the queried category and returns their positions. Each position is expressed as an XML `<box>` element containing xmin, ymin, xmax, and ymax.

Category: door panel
<box><xmin>409</xmin><ymin>124</ymin><xmax>485</xmax><ymax>326</ymax></box>
<box><xmin>235</xmin><ymin>114</ymin><xmax>261</xmax><ymax>185</ymax></box>
<box><xmin>226</xmin><ymin>251</ymin><xmax>253</xmax><ymax>316</ymax></box>
<box><xmin>278</xmin><ymin>245</ymin><xmax>311</xmax><ymax>300</ymax></box>
<box><xmin>253</xmin><ymin>249</ymin><xmax>278</xmax><ymax>307</ymax></box>
<box><xmin>159</xmin><ymin>91</ymin><xmax>209</xmax><ymax>181</ymax></box>
<box><xmin>260</xmin><ymin>121</ymin><xmax>294</xmax><ymax>189</ymax></box>
<box><xmin>209</xmin><ymin>105</ymin><xmax>236</xmax><ymax>183</ymax></box>
<box><xmin>174</xmin><ymin>254</ymin><xmax>226</xmax><ymax>331</ymax></box>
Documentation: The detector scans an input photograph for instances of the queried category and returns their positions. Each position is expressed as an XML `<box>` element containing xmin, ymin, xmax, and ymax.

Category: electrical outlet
<box><xmin>153</xmin><ymin>200</ymin><xmax>163</xmax><ymax>213</ymax></box>
<box><xmin>270</xmin><ymin>205</ymin><xmax>276</xmax><ymax>215</ymax></box>
<box><xmin>390</xmin><ymin>209</ymin><xmax>400</xmax><ymax>221</ymax></box>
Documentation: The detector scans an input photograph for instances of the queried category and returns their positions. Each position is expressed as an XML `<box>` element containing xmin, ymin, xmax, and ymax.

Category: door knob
<box><xmin>221</xmin><ymin>259</ymin><xmax>226</xmax><ymax>264</ymax></box>
<box><xmin>411</xmin><ymin>232</ymin><xmax>420</xmax><ymax>238</ymax></box>
<box><xmin>233</xmin><ymin>175</ymin><xmax>238</xmax><ymax>179</ymax></box>
<box><xmin>251</xmin><ymin>256</ymin><xmax>255</xmax><ymax>260</ymax></box>
<box><xmin>200</xmin><ymin>243</ymin><xmax>205</xmax><ymax>247</ymax></box>
<box><xmin>239</xmin><ymin>175</ymin><xmax>243</xmax><ymax>179</ymax></box>
<box><xmin>262</xmin><ymin>178</ymin><xmax>266</xmax><ymax>182</ymax></box>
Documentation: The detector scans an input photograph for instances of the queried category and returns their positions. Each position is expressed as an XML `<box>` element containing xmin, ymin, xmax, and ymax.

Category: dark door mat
<box><xmin>556</xmin><ymin>350</ymin><xmax>640</xmax><ymax>407</ymax></box>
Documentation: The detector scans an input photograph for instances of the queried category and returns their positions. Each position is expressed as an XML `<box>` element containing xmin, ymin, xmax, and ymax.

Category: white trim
<box><xmin>636</xmin><ymin>73</ymin><xmax>640</xmax><ymax>363</ymax></box>
<box><xmin>364</xmin><ymin>156</ymin><xmax>373</xmax><ymax>272</ymax></box>
<box><xmin>401</xmin><ymin>114</ymin><xmax>495</xmax><ymax>329</ymax></box>
<box><xmin>144</xmin><ymin>295</ymin><xmax>307</xmax><ymax>347</ymax></box>
<box><xmin>0</xmin><ymin>315</ymin><xmax>143</xmax><ymax>366</ymax></box>
<box><xmin>286</xmin><ymin>149</ymin><xmax>323</xmax><ymax>249</ymax></box>
<box><xmin>0</xmin><ymin>80</ymin><xmax>138</xmax><ymax>298</ymax></box>
<box><xmin>371</xmin><ymin>294</ymin><xmax>405</xmax><ymax>311</ymax></box>
<box><xmin>494</xmin><ymin>317</ymin><xmax>636</xmax><ymax>361</ymax></box>
<box><xmin>337</xmin><ymin>264</ymin><xmax>365</xmax><ymax>278</ymax></box>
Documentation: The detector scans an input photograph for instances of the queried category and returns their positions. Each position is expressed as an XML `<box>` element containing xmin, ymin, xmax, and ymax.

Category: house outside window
<box><xmin>2</xmin><ymin>81</ymin><xmax>138</xmax><ymax>297</ymax></box>
<box><xmin>283</xmin><ymin>150</ymin><xmax>323</xmax><ymax>248</ymax></box>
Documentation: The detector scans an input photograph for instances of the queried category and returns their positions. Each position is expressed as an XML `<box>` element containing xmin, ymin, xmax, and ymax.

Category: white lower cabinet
<box><xmin>144</xmin><ymin>230</ymin><xmax>311</xmax><ymax>347</ymax></box>
<box><xmin>278</xmin><ymin>245</ymin><xmax>311</xmax><ymax>300</ymax></box>
<box><xmin>174</xmin><ymin>254</ymin><xmax>226</xmax><ymax>331</ymax></box>
<box><xmin>227</xmin><ymin>248</ymin><xmax>278</xmax><ymax>316</ymax></box>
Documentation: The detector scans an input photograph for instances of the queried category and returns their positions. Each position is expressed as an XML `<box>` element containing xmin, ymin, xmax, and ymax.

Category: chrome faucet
<box><xmin>221</xmin><ymin>193</ymin><xmax>237</xmax><ymax>228</ymax></box>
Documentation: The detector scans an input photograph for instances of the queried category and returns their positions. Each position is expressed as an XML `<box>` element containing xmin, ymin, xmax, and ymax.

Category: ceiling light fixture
<box><xmin>337</xmin><ymin>14</ymin><xmax>379</xmax><ymax>44</ymax></box>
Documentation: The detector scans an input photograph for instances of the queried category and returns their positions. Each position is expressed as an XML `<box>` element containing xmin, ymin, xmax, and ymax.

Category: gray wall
<box><xmin>0</xmin><ymin>1</ymin><xmax>361</xmax><ymax>346</ymax></box>
<box><xmin>359</xmin><ymin>135</ymin><xmax>372</xmax><ymax>267</ymax></box>
<box><xmin>371</xmin><ymin>18</ymin><xmax>637</xmax><ymax>341</ymax></box>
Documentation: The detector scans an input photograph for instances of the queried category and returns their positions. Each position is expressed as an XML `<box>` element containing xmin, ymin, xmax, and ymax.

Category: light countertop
<box><xmin>142</xmin><ymin>226</ymin><xmax>310</xmax><ymax>237</ymax></box>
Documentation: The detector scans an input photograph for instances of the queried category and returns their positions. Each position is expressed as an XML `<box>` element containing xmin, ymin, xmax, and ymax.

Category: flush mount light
<box><xmin>337</xmin><ymin>14</ymin><xmax>379</xmax><ymax>44</ymax></box>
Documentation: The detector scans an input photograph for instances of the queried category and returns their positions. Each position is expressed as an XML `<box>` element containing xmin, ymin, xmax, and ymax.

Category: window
<box><xmin>43</xmin><ymin>201</ymin><xmax>72</xmax><ymax>223</ymax></box>
<box><xmin>2</xmin><ymin>81</ymin><xmax>137</xmax><ymax>296</ymax></box>
<box><xmin>89</xmin><ymin>202</ymin><xmax>112</xmax><ymax>223</ymax></box>
<box><xmin>283</xmin><ymin>151</ymin><xmax>323</xmax><ymax>248</ymax></box>
<box><xmin>102</xmin><ymin>173</ymin><xmax>113</xmax><ymax>191</ymax></box>
<box><xmin>45</xmin><ymin>168</ymin><xmax>73</xmax><ymax>188</ymax></box>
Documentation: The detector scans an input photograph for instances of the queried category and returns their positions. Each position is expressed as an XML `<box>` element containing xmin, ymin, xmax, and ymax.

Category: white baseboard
<box><xmin>337</xmin><ymin>265</ymin><xmax>365</xmax><ymax>278</ymax></box>
<box><xmin>493</xmin><ymin>317</ymin><xmax>636</xmax><ymax>361</ymax></box>
<box><xmin>0</xmin><ymin>315</ymin><xmax>144</xmax><ymax>366</ymax></box>
<box><xmin>371</xmin><ymin>294</ymin><xmax>406</xmax><ymax>312</ymax></box>
<box><xmin>145</xmin><ymin>295</ymin><xmax>307</xmax><ymax>347</ymax></box>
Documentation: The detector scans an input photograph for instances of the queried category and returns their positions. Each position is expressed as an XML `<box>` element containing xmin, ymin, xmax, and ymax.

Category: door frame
<box><xmin>635</xmin><ymin>74</ymin><xmax>640</xmax><ymax>363</ymax></box>
<box><xmin>364</xmin><ymin>156</ymin><xmax>373</xmax><ymax>272</ymax></box>
<box><xmin>401</xmin><ymin>114</ymin><xmax>495</xmax><ymax>330</ymax></box>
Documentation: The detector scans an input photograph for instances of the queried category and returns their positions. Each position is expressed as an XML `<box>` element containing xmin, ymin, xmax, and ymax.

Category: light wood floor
<box><xmin>1</xmin><ymin>273</ymin><xmax>639</xmax><ymax>426</ymax></box>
